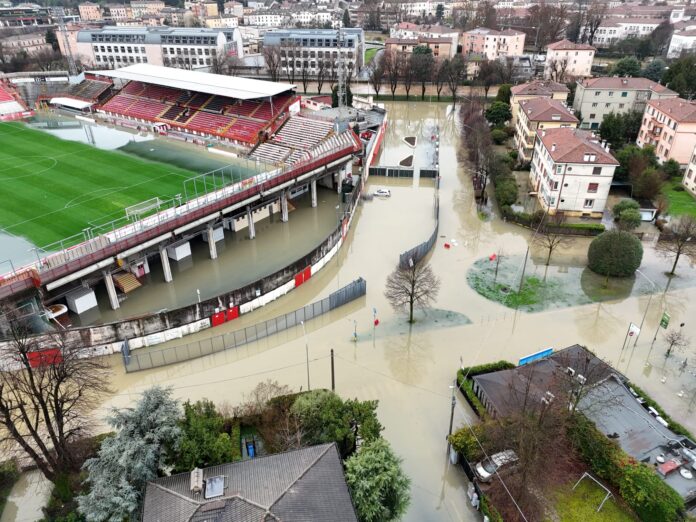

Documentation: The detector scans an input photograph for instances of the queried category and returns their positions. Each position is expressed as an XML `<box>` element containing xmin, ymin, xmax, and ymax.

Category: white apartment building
<box><xmin>263</xmin><ymin>28</ymin><xmax>365</xmax><ymax>76</ymax></box>
<box><xmin>130</xmin><ymin>0</ymin><xmax>165</xmax><ymax>18</ymax></box>
<box><xmin>544</xmin><ymin>39</ymin><xmax>595</xmax><ymax>82</ymax></box>
<box><xmin>398</xmin><ymin>0</ymin><xmax>453</xmax><ymax>19</ymax></box>
<box><xmin>104</xmin><ymin>4</ymin><xmax>133</xmax><ymax>21</ymax></box>
<box><xmin>224</xmin><ymin>1</ymin><xmax>244</xmax><ymax>17</ymax></box>
<box><xmin>682</xmin><ymin>148</ymin><xmax>696</xmax><ymax>197</ymax></box>
<box><xmin>573</xmin><ymin>77</ymin><xmax>678</xmax><ymax>129</ymax></box>
<box><xmin>667</xmin><ymin>28</ymin><xmax>696</xmax><ymax>58</ymax></box>
<box><xmin>529</xmin><ymin>127</ymin><xmax>619</xmax><ymax>217</ymax></box>
<box><xmin>390</xmin><ymin>22</ymin><xmax>459</xmax><ymax>58</ymax></box>
<box><xmin>245</xmin><ymin>11</ymin><xmax>284</xmax><ymax>27</ymax></box>
<box><xmin>74</xmin><ymin>25</ymin><xmax>243</xmax><ymax>69</ymax></box>
<box><xmin>589</xmin><ymin>17</ymin><xmax>662</xmax><ymax>48</ymax></box>
<box><xmin>204</xmin><ymin>14</ymin><xmax>239</xmax><ymax>28</ymax></box>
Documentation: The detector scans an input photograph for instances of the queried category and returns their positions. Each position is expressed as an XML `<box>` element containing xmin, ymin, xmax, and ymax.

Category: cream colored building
<box><xmin>509</xmin><ymin>80</ymin><xmax>569</xmax><ymax>125</ymax></box>
<box><xmin>130</xmin><ymin>0</ymin><xmax>165</xmax><ymax>18</ymax></box>
<box><xmin>460</xmin><ymin>27</ymin><xmax>526</xmax><ymax>61</ymax></box>
<box><xmin>104</xmin><ymin>4</ymin><xmax>133</xmax><ymax>21</ymax></box>
<box><xmin>515</xmin><ymin>97</ymin><xmax>579</xmax><ymax>162</ymax></box>
<box><xmin>78</xmin><ymin>2</ymin><xmax>102</xmax><ymax>21</ymax></box>
<box><xmin>544</xmin><ymin>39</ymin><xmax>595</xmax><ymax>82</ymax></box>
<box><xmin>637</xmin><ymin>97</ymin><xmax>696</xmax><ymax>166</ymax></box>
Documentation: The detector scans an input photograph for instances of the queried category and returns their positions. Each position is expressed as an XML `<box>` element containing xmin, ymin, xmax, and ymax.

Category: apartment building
<box><xmin>74</xmin><ymin>25</ymin><xmax>243</xmax><ymax>70</ymax></box>
<box><xmin>529</xmin><ymin>127</ymin><xmax>618</xmax><ymax>217</ymax></box>
<box><xmin>588</xmin><ymin>17</ymin><xmax>663</xmax><ymax>48</ymax></box>
<box><xmin>544</xmin><ymin>39</ymin><xmax>595</xmax><ymax>81</ymax></box>
<box><xmin>104</xmin><ymin>4</ymin><xmax>133</xmax><ymax>21</ymax></box>
<box><xmin>573</xmin><ymin>77</ymin><xmax>678</xmax><ymax>129</ymax></box>
<box><xmin>681</xmin><ymin>149</ymin><xmax>696</xmax><ymax>197</ymax></box>
<box><xmin>185</xmin><ymin>0</ymin><xmax>218</xmax><ymax>19</ymax></box>
<box><xmin>385</xmin><ymin>36</ymin><xmax>453</xmax><ymax>58</ymax></box>
<box><xmin>390</xmin><ymin>22</ymin><xmax>459</xmax><ymax>57</ymax></box>
<box><xmin>397</xmin><ymin>0</ymin><xmax>453</xmax><ymax>19</ymax></box>
<box><xmin>510</xmin><ymin>80</ymin><xmax>569</xmax><ymax>125</ymax></box>
<box><xmin>245</xmin><ymin>11</ymin><xmax>284</xmax><ymax>27</ymax></box>
<box><xmin>637</xmin><ymin>98</ymin><xmax>696</xmax><ymax>166</ymax></box>
<box><xmin>460</xmin><ymin>27</ymin><xmax>525</xmax><ymax>60</ymax></box>
<box><xmin>0</xmin><ymin>32</ymin><xmax>52</xmax><ymax>58</ymax></box>
<box><xmin>161</xmin><ymin>7</ymin><xmax>187</xmax><ymax>26</ymax></box>
<box><xmin>262</xmin><ymin>28</ymin><xmax>365</xmax><ymax>77</ymax></box>
<box><xmin>79</xmin><ymin>2</ymin><xmax>102</xmax><ymax>21</ymax></box>
<box><xmin>130</xmin><ymin>0</ymin><xmax>165</xmax><ymax>18</ymax></box>
<box><xmin>515</xmin><ymin>97</ymin><xmax>579</xmax><ymax>162</ymax></box>
<box><xmin>204</xmin><ymin>14</ymin><xmax>239</xmax><ymax>28</ymax></box>
<box><xmin>224</xmin><ymin>1</ymin><xmax>244</xmax><ymax>17</ymax></box>
<box><xmin>667</xmin><ymin>28</ymin><xmax>696</xmax><ymax>58</ymax></box>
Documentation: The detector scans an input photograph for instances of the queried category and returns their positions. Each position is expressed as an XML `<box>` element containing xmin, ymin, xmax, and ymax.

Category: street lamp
<box><xmin>634</xmin><ymin>269</ymin><xmax>658</xmax><ymax>346</ymax></box>
<box><xmin>446</xmin><ymin>378</ymin><xmax>457</xmax><ymax>455</ymax></box>
<box><xmin>300</xmin><ymin>320</ymin><xmax>311</xmax><ymax>391</ymax></box>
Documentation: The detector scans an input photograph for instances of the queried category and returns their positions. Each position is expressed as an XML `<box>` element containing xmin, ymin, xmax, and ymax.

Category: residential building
<box><xmin>529</xmin><ymin>127</ymin><xmax>618</xmax><ymax>216</ymax></box>
<box><xmin>460</xmin><ymin>27</ymin><xmax>526</xmax><ymax>60</ymax></box>
<box><xmin>104</xmin><ymin>4</ymin><xmax>133</xmax><ymax>21</ymax></box>
<box><xmin>544</xmin><ymin>39</ymin><xmax>596</xmax><ymax>81</ymax></box>
<box><xmin>637</xmin><ymin>98</ymin><xmax>696</xmax><ymax>165</ymax></box>
<box><xmin>204</xmin><ymin>14</ymin><xmax>238</xmax><ymax>29</ymax></box>
<box><xmin>0</xmin><ymin>33</ymin><xmax>52</xmax><ymax>59</ymax></box>
<box><xmin>390</xmin><ymin>22</ymin><xmax>459</xmax><ymax>57</ymax></box>
<box><xmin>587</xmin><ymin>17</ymin><xmax>663</xmax><ymax>48</ymax></box>
<box><xmin>185</xmin><ymin>0</ymin><xmax>218</xmax><ymax>19</ymax></box>
<box><xmin>510</xmin><ymin>80</ymin><xmax>569</xmax><ymax>125</ymax></box>
<box><xmin>385</xmin><ymin>36</ymin><xmax>453</xmax><ymax>58</ymax></box>
<box><xmin>0</xmin><ymin>4</ymin><xmax>60</xmax><ymax>27</ymax></box>
<box><xmin>130</xmin><ymin>0</ymin><xmax>165</xmax><ymax>18</ymax></box>
<box><xmin>79</xmin><ymin>2</ymin><xmax>102</xmax><ymax>21</ymax></box>
<box><xmin>262</xmin><ymin>28</ymin><xmax>365</xmax><ymax>77</ymax></box>
<box><xmin>681</xmin><ymin>148</ymin><xmax>696</xmax><ymax>197</ymax></box>
<box><xmin>515</xmin><ymin>97</ymin><xmax>579</xmax><ymax>163</ymax></box>
<box><xmin>224</xmin><ymin>1</ymin><xmax>244</xmax><ymax>17</ymax></box>
<box><xmin>160</xmin><ymin>7</ymin><xmax>187</xmax><ymax>26</ymax></box>
<box><xmin>396</xmin><ymin>0</ymin><xmax>453</xmax><ymax>19</ymax></box>
<box><xmin>351</xmin><ymin>6</ymin><xmax>401</xmax><ymax>30</ymax></box>
<box><xmin>245</xmin><ymin>10</ymin><xmax>285</xmax><ymax>27</ymax></box>
<box><xmin>667</xmin><ymin>28</ymin><xmax>696</xmax><ymax>58</ymax></box>
<box><xmin>142</xmin><ymin>443</ymin><xmax>358</xmax><ymax>522</ymax></box>
<box><xmin>74</xmin><ymin>25</ymin><xmax>244</xmax><ymax>70</ymax></box>
<box><xmin>573</xmin><ymin>77</ymin><xmax>678</xmax><ymax>129</ymax></box>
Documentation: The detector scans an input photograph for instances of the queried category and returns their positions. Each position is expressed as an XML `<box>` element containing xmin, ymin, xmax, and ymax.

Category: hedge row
<box><xmin>0</xmin><ymin>460</ymin><xmax>19</xmax><ymax>515</ymax></box>
<box><xmin>501</xmin><ymin>205</ymin><xmax>606</xmax><ymax>235</ymax></box>
<box><xmin>568</xmin><ymin>414</ymin><xmax>685</xmax><ymax>521</ymax></box>
<box><xmin>627</xmin><ymin>382</ymin><xmax>694</xmax><ymax>440</ymax></box>
<box><xmin>458</xmin><ymin>378</ymin><xmax>487</xmax><ymax>418</ymax></box>
<box><xmin>230</xmin><ymin>422</ymin><xmax>242</xmax><ymax>462</ymax></box>
<box><xmin>457</xmin><ymin>360</ymin><xmax>516</xmax><ymax>383</ymax></box>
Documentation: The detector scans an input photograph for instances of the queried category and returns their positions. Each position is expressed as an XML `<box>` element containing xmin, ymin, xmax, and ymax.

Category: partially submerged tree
<box><xmin>446</xmin><ymin>54</ymin><xmax>467</xmax><ymax>105</ymax></box>
<box><xmin>367</xmin><ymin>54</ymin><xmax>385</xmax><ymax>97</ymax></box>
<box><xmin>344</xmin><ymin>438</ymin><xmax>410</xmax><ymax>522</ymax></box>
<box><xmin>78</xmin><ymin>387</ymin><xmax>181</xmax><ymax>521</ymax></box>
<box><xmin>384</xmin><ymin>260</ymin><xmax>441</xmax><ymax>323</ymax></box>
<box><xmin>411</xmin><ymin>46</ymin><xmax>434</xmax><ymax>100</ymax></box>
<box><xmin>657</xmin><ymin>215</ymin><xmax>696</xmax><ymax>275</ymax></box>
<box><xmin>664</xmin><ymin>329</ymin><xmax>689</xmax><ymax>358</ymax></box>
<box><xmin>0</xmin><ymin>318</ymin><xmax>111</xmax><ymax>484</ymax></box>
<box><xmin>534</xmin><ymin>214</ymin><xmax>574</xmax><ymax>265</ymax></box>
<box><xmin>588</xmin><ymin>230</ymin><xmax>643</xmax><ymax>284</ymax></box>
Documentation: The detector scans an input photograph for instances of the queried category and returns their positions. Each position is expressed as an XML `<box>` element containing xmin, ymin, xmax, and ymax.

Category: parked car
<box><xmin>374</xmin><ymin>188</ymin><xmax>391</xmax><ymax>198</ymax></box>
<box><xmin>474</xmin><ymin>450</ymin><xmax>519</xmax><ymax>482</ymax></box>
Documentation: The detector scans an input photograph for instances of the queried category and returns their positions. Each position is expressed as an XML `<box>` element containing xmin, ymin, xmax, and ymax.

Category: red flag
<box><xmin>374</xmin><ymin>318</ymin><xmax>380</xmax><ymax>327</ymax></box>
<box><xmin>489</xmin><ymin>253</ymin><xmax>497</xmax><ymax>261</ymax></box>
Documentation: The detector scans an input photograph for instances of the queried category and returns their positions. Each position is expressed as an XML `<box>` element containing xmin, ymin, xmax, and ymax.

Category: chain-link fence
<box><xmin>399</xmin><ymin>188</ymin><xmax>440</xmax><ymax>269</ymax></box>
<box><xmin>122</xmin><ymin>278</ymin><xmax>366</xmax><ymax>372</ymax></box>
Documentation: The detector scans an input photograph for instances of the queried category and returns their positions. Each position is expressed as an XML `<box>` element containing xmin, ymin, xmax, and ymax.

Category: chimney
<box><xmin>190</xmin><ymin>468</ymin><xmax>203</xmax><ymax>494</ymax></box>
<box><xmin>551</xmin><ymin>143</ymin><xmax>556</xmax><ymax>151</ymax></box>
<box><xmin>542</xmin><ymin>129</ymin><xmax>546</xmax><ymax>137</ymax></box>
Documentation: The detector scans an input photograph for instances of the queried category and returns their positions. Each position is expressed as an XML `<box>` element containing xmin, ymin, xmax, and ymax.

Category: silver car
<box><xmin>474</xmin><ymin>450</ymin><xmax>519</xmax><ymax>482</ymax></box>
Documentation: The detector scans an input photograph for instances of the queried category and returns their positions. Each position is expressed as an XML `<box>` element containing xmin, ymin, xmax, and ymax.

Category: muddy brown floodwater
<box><xmin>26</xmin><ymin>101</ymin><xmax>696</xmax><ymax>522</ymax></box>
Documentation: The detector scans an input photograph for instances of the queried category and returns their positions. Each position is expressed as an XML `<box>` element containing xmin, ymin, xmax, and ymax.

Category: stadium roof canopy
<box><xmin>91</xmin><ymin>64</ymin><xmax>296</xmax><ymax>100</ymax></box>
<box><xmin>49</xmin><ymin>97</ymin><xmax>94</xmax><ymax>110</ymax></box>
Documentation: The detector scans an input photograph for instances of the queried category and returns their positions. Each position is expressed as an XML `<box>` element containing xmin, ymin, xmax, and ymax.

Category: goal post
<box><xmin>125</xmin><ymin>197</ymin><xmax>162</xmax><ymax>221</ymax></box>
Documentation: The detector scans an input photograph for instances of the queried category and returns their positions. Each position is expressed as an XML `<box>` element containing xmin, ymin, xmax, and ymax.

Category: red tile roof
<box><xmin>579</xmin><ymin>77</ymin><xmax>676</xmax><ymax>94</ymax></box>
<box><xmin>546</xmin><ymin>39</ymin><xmax>596</xmax><ymax>51</ymax></box>
<box><xmin>510</xmin><ymin>79</ymin><xmax>569</xmax><ymax>96</ymax></box>
<box><xmin>537</xmin><ymin>128</ymin><xmax>618</xmax><ymax>165</ymax></box>
<box><xmin>647</xmin><ymin>98</ymin><xmax>696</xmax><ymax>123</ymax></box>
<box><xmin>519</xmin><ymin>98</ymin><xmax>578</xmax><ymax>123</ymax></box>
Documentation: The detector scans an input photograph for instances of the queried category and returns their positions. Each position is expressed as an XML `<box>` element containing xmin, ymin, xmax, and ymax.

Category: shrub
<box><xmin>662</xmin><ymin>159</ymin><xmax>682</xmax><ymax>179</ymax></box>
<box><xmin>673</xmin><ymin>185</ymin><xmax>685</xmax><ymax>192</ymax></box>
<box><xmin>617</xmin><ymin>208</ymin><xmax>642</xmax><ymax>231</ymax></box>
<box><xmin>0</xmin><ymin>460</ymin><xmax>19</xmax><ymax>514</ymax></box>
<box><xmin>561</xmin><ymin>223</ymin><xmax>606</xmax><ymax>232</ymax></box>
<box><xmin>448</xmin><ymin>425</ymin><xmax>487</xmax><ymax>461</ymax></box>
<box><xmin>491</xmin><ymin>128</ymin><xmax>507</xmax><ymax>145</ymax></box>
<box><xmin>619</xmin><ymin>463</ymin><xmax>685</xmax><ymax>522</ymax></box>
<box><xmin>588</xmin><ymin>231</ymin><xmax>643</xmax><ymax>278</ymax></box>
<box><xmin>494</xmin><ymin>176</ymin><xmax>518</xmax><ymax>207</ymax></box>
<box><xmin>612</xmin><ymin>198</ymin><xmax>640</xmax><ymax>219</ymax></box>
<box><xmin>508</xmin><ymin>149</ymin><xmax>518</xmax><ymax>161</ymax></box>
<box><xmin>457</xmin><ymin>360</ymin><xmax>515</xmax><ymax>382</ymax></box>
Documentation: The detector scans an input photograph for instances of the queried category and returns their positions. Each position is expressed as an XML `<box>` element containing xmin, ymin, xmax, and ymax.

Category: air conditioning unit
<box><xmin>566</xmin><ymin>367</ymin><xmax>575</xmax><ymax>376</ymax></box>
<box><xmin>577</xmin><ymin>374</ymin><xmax>587</xmax><ymax>385</ymax></box>
<box><xmin>190</xmin><ymin>468</ymin><xmax>203</xmax><ymax>494</ymax></box>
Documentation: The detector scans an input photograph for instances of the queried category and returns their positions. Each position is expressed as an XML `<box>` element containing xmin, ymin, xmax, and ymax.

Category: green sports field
<box><xmin>0</xmin><ymin>121</ymin><xmax>200</xmax><ymax>247</ymax></box>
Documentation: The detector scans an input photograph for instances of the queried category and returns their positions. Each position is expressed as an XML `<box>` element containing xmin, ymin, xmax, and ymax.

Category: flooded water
<box><xmin>0</xmin><ymin>470</ymin><xmax>52</xmax><ymax>522</ymax></box>
<box><xmin>9</xmin><ymin>101</ymin><xmax>696</xmax><ymax>521</ymax></box>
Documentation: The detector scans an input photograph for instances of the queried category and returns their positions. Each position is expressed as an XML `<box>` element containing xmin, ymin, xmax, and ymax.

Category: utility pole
<box><xmin>330</xmin><ymin>348</ymin><xmax>335</xmax><ymax>391</ymax></box>
<box><xmin>518</xmin><ymin>246</ymin><xmax>530</xmax><ymax>293</ymax></box>
<box><xmin>337</xmin><ymin>28</ymin><xmax>347</xmax><ymax>108</ymax></box>
<box><xmin>301</xmin><ymin>320</ymin><xmax>311</xmax><ymax>391</ymax></box>
<box><xmin>446</xmin><ymin>378</ymin><xmax>457</xmax><ymax>455</ymax></box>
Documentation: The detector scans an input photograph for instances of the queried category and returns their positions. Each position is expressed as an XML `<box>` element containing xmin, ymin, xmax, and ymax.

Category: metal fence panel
<box><xmin>123</xmin><ymin>278</ymin><xmax>367</xmax><ymax>372</ymax></box>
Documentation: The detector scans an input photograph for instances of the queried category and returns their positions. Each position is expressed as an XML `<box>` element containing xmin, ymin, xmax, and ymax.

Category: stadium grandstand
<box><xmin>91</xmin><ymin>64</ymin><xmax>299</xmax><ymax>148</ymax></box>
<box><xmin>0</xmin><ymin>80</ymin><xmax>32</xmax><ymax>121</ymax></box>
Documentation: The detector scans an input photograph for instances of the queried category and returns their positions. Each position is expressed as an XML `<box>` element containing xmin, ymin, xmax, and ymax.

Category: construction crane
<box><xmin>56</xmin><ymin>7</ymin><xmax>78</xmax><ymax>76</ymax></box>
<box><xmin>336</xmin><ymin>28</ymin><xmax>347</xmax><ymax>108</ymax></box>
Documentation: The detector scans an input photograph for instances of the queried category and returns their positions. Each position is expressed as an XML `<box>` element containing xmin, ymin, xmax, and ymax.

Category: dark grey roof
<box><xmin>143</xmin><ymin>443</ymin><xmax>358</xmax><ymax>522</ymax></box>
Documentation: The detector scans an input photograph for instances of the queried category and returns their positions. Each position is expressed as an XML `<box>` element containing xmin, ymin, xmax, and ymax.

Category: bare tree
<box><xmin>583</xmin><ymin>1</ymin><xmax>607</xmax><ymax>45</ymax></box>
<box><xmin>383</xmin><ymin>49</ymin><xmax>400</xmax><ymax>100</ymax></box>
<box><xmin>399</xmin><ymin>52</ymin><xmax>415</xmax><ymax>99</ymax></box>
<box><xmin>384</xmin><ymin>260</ymin><xmax>441</xmax><ymax>323</ymax></box>
<box><xmin>547</xmin><ymin>56</ymin><xmax>569</xmax><ymax>82</ymax></box>
<box><xmin>434</xmin><ymin>58</ymin><xmax>448</xmax><ymax>101</ymax></box>
<box><xmin>526</xmin><ymin>4</ymin><xmax>568</xmax><ymax>52</ymax></box>
<box><xmin>299</xmin><ymin>57</ymin><xmax>311</xmax><ymax>94</ymax></box>
<box><xmin>534</xmin><ymin>214</ymin><xmax>573</xmax><ymax>266</ymax></box>
<box><xmin>476</xmin><ymin>60</ymin><xmax>502</xmax><ymax>101</ymax></box>
<box><xmin>412</xmin><ymin>48</ymin><xmax>434</xmax><ymax>100</ymax></box>
<box><xmin>447</xmin><ymin>55</ymin><xmax>467</xmax><ymax>105</ymax></box>
<box><xmin>316</xmin><ymin>59</ymin><xmax>328</xmax><ymax>94</ymax></box>
<box><xmin>664</xmin><ymin>329</ymin><xmax>689</xmax><ymax>358</ymax></box>
<box><xmin>657</xmin><ymin>216</ymin><xmax>696</xmax><ymax>275</ymax></box>
<box><xmin>0</xmin><ymin>315</ymin><xmax>111</xmax><ymax>483</ymax></box>
<box><xmin>263</xmin><ymin>44</ymin><xmax>282</xmax><ymax>82</ymax></box>
<box><xmin>282</xmin><ymin>41</ymin><xmax>300</xmax><ymax>84</ymax></box>
<box><xmin>367</xmin><ymin>53</ymin><xmax>385</xmax><ymax>97</ymax></box>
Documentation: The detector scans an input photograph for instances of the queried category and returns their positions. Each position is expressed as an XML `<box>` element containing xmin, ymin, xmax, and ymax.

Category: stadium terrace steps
<box><xmin>160</xmin><ymin>104</ymin><xmax>185</xmax><ymax>121</ymax></box>
<box><xmin>187</xmin><ymin>92</ymin><xmax>211</xmax><ymax>110</ymax></box>
<box><xmin>113</xmin><ymin>272</ymin><xmax>142</xmax><ymax>293</ymax></box>
<box><xmin>273</xmin><ymin>117</ymin><xmax>333</xmax><ymax>150</ymax></box>
<box><xmin>0</xmin><ymin>85</ymin><xmax>16</xmax><ymax>102</ymax></box>
<box><xmin>251</xmin><ymin>142</ymin><xmax>292</xmax><ymax>164</ymax></box>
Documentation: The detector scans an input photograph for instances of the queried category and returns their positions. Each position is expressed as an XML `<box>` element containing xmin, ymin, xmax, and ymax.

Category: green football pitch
<box><xmin>0</xmin><ymin>121</ymin><xmax>201</xmax><ymax>248</ymax></box>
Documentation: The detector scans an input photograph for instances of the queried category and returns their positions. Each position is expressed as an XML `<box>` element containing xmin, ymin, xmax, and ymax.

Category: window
<box><xmin>621</xmin><ymin>91</ymin><xmax>628</xmax><ymax>97</ymax></box>
<box><xmin>608</xmin><ymin>91</ymin><xmax>614</xmax><ymax>97</ymax></box>
<box><xmin>588</xmin><ymin>182</ymin><xmax>599</xmax><ymax>193</ymax></box>
<box><xmin>605</xmin><ymin>103</ymin><xmax>610</xmax><ymax>108</ymax></box>
<box><xmin>556</xmin><ymin>165</ymin><xmax>562</xmax><ymax>174</ymax></box>
<box><xmin>619</xmin><ymin>103</ymin><xmax>625</xmax><ymax>109</ymax></box>
<box><xmin>552</xmin><ymin>181</ymin><xmax>559</xmax><ymax>190</ymax></box>
<box><xmin>589</xmin><ymin>113</ymin><xmax>596</xmax><ymax>119</ymax></box>
<box><xmin>592</xmin><ymin>102</ymin><xmax>598</xmax><ymax>107</ymax></box>
<box><xmin>595</xmin><ymin>91</ymin><xmax>600</xmax><ymax>96</ymax></box>
<box><xmin>584</xmin><ymin>199</ymin><xmax>594</xmax><ymax>208</ymax></box>
<box><xmin>592</xmin><ymin>166</ymin><xmax>602</xmax><ymax>175</ymax></box>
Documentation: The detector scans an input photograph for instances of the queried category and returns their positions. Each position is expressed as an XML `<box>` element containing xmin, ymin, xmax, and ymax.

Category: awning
<box><xmin>49</xmin><ymin>97</ymin><xmax>94</xmax><ymax>110</ymax></box>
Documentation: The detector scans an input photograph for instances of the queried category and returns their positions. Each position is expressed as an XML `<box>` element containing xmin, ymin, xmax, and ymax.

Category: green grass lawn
<box><xmin>550</xmin><ymin>480</ymin><xmax>637</xmax><ymax>522</ymax></box>
<box><xmin>0</xmin><ymin>121</ymin><xmax>197</xmax><ymax>247</ymax></box>
<box><xmin>663</xmin><ymin>179</ymin><xmax>696</xmax><ymax>218</ymax></box>
<box><xmin>365</xmin><ymin>47</ymin><xmax>379</xmax><ymax>65</ymax></box>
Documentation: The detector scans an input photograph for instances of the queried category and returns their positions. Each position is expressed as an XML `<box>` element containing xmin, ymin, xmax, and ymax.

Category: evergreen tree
<box><xmin>342</xmin><ymin>9</ymin><xmax>351</xmax><ymax>28</ymax></box>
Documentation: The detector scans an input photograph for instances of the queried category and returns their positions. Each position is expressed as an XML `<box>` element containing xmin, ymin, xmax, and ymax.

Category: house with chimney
<box><xmin>509</xmin><ymin>80</ymin><xmax>569</xmax><ymax>125</ymax></box>
<box><xmin>529</xmin><ymin>128</ymin><xmax>618</xmax><ymax>217</ymax></box>
<box><xmin>515</xmin><ymin>97</ymin><xmax>579</xmax><ymax>163</ymax></box>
